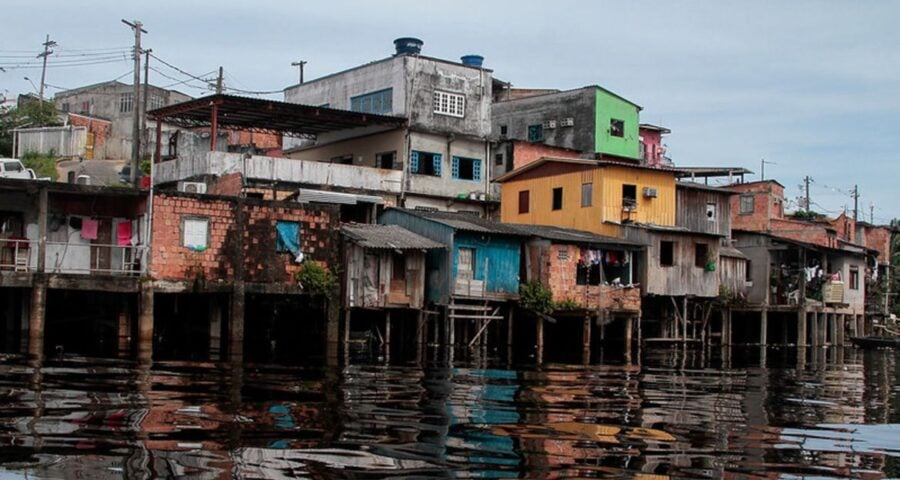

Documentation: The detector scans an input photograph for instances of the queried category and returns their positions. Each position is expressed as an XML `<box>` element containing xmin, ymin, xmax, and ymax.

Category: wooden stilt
<box><xmin>384</xmin><ymin>310</ymin><xmax>391</xmax><ymax>363</ymax></box>
<box><xmin>343</xmin><ymin>309</ymin><xmax>351</xmax><ymax>362</ymax></box>
<box><xmin>625</xmin><ymin>315</ymin><xmax>633</xmax><ymax>364</ymax></box>
<box><xmin>536</xmin><ymin>317</ymin><xmax>544</xmax><ymax>365</ymax></box>
<box><xmin>582</xmin><ymin>314</ymin><xmax>591</xmax><ymax>365</ymax></box>
<box><xmin>759</xmin><ymin>309</ymin><xmax>768</xmax><ymax>345</ymax></box>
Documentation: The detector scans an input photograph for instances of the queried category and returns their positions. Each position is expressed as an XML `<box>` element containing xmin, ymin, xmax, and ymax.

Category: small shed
<box><xmin>341</xmin><ymin>223</ymin><xmax>445</xmax><ymax>309</ymax></box>
<box><xmin>379</xmin><ymin>209</ymin><xmax>525</xmax><ymax>304</ymax></box>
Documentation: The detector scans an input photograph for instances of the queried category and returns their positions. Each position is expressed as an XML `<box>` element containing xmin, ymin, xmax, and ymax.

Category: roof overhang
<box><xmin>148</xmin><ymin>94</ymin><xmax>407</xmax><ymax>138</ymax></box>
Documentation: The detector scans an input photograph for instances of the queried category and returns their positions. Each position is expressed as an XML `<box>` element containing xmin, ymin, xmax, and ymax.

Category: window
<box><xmin>275</xmin><ymin>221</ymin><xmax>300</xmax><ymax>254</ymax></box>
<box><xmin>61</xmin><ymin>103</ymin><xmax>69</xmax><ymax>112</ymax></box>
<box><xmin>331</xmin><ymin>155</ymin><xmax>353</xmax><ymax>165</ymax></box>
<box><xmin>452</xmin><ymin>156</ymin><xmax>481</xmax><ymax>181</ymax></box>
<box><xmin>81</xmin><ymin>101</ymin><xmax>90</xmax><ymax>114</ymax></box>
<box><xmin>391</xmin><ymin>253</ymin><xmax>406</xmax><ymax>280</ymax></box>
<box><xmin>552</xmin><ymin>187</ymin><xmax>563</xmax><ymax>210</ymax></box>
<box><xmin>527</xmin><ymin>124</ymin><xmax>543</xmax><ymax>142</ymax></box>
<box><xmin>500</xmin><ymin>125</ymin><xmax>508</xmax><ymax>136</ymax></box>
<box><xmin>706</xmin><ymin>203</ymin><xmax>717</xmax><ymax>222</ymax></box>
<box><xmin>410</xmin><ymin>151</ymin><xmax>442</xmax><ymax>176</ymax></box>
<box><xmin>850</xmin><ymin>266</ymin><xmax>859</xmax><ymax>290</ymax></box>
<box><xmin>495</xmin><ymin>153</ymin><xmax>504</xmax><ymax>166</ymax></box>
<box><xmin>639</xmin><ymin>140</ymin><xmax>646</xmax><ymax>160</ymax></box>
<box><xmin>695</xmin><ymin>243</ymin><xmax>709</xmax><ymax>268</ymax></box>
<box><xmin>182</xmin><ymin>217</ymin><xmax>209</xmax><ymax>250</ymax></box>
<box><xmin>350</xmin><ymin>88</ymin><xmax>392</xmax><ymax>115</ymax></box>
<box><xmin>433</xmin><ymin>90</ymin><xmax>465</xmax><ymax>117</ymax></box>
<box><xmin>119</xmin><ymin>93</ymin><xmax>133</xmax><ymax>113</ymax></box>
<box><xmin>610</xmin><ymin>119</ymin><xmax>624</xmax><ymax>137</ymax></box>
<box><xmin>660</xmin><ymin>241</ymin><xmax>675</xmax><ymax>267</ymax></box>
<box><xmin>746</xmin><ymin>260</ymin><xmax>752</xmax><ymax>281</ymax></box>
<box><xmin>376</xmin><ymin>151</ymin><xmax>396</xmax><ymax>169</ymax></box>
<box><xmin>149</xmin><ymin>94</ymin><xmax>164</xmax><ymax>110</ymax></box>
<box><xmin>518</xmin><ymin>190</ymin><xmax>530</xmax><ymax>214</ymax></box>
<box><xmin>458</xmin><ymin>247</ymin><xmax>475</xmax><ymax>280</ymax></box>
<box><xmin>581</xmin><ymin>183</ymin><xmax>593</xmax><ymax>207</ymax></box>
<box><xmin>622</xmin><ymin>184</ymin><xmax>637</xmax><ymax>209</ymax></box>
<box><xmin>740</xmin><ymin>195</ymin><xmax>754</xmax><ymax>214</ymax></box>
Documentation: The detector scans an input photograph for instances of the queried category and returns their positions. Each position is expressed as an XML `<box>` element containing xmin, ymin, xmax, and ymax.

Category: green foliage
<box><xmin>140</xmin><ymin>157</ymin><xmax>152</xmax><ymax>175</ymax></box>
<box><xmin>295</xmin><ymin>261</ymin><xmax>338</xmax><ymax>298</ymax></box>
<box><xmin>790</xmin><ymin>210</ymin><xmax>826</xmax><ymax>221</ymax></box>
<box><xmin>553</xmin><ymin>298</ymin><xmax>584</xmax><ymax>311</ymax></box>
<box><xmin>20</xmin><ymin>151</ymin><xmax>58</xmax><ymax>181</ymax></box>
<box><xmin>519</xmin><ymin>281</ymin><xmax>554</xmax><ymax>316</ymax></box>
<box><xmin>0</xmin><ymin>100</ymin><xmax>62</xmax><ymax>157</ymax></box>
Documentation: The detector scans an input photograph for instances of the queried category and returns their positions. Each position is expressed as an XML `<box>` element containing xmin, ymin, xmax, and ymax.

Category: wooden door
<box><xmin>92</xmin><ymin>220</ymin><xmax>112</xmax><ymax>272</ymax></box>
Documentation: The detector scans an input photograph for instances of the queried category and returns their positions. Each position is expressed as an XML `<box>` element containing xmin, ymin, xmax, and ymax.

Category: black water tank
<box><xmin>394</xmin><ymin>37</ymin><xmax>423</xmax><ymax>56</ymax></box>
<box><xmin>460</xmin><ymin>55</ymin><xmax>484</xmax><ymax>68</ymax></box>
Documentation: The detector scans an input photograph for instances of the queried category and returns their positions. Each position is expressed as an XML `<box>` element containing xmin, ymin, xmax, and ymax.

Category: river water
<box><xmin>0</xmin><ymin>345</ymin><xmax>897</xmax><ymax>479</ymax></box>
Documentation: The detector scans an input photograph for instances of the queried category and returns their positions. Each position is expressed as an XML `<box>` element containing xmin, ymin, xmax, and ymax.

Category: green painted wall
<box><xmin>594</xmin><ymin>88</ymin><xmax>641</xmax><ymax>159</ymax></box>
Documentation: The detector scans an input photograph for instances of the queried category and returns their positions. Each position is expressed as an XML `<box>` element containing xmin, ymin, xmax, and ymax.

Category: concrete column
<box><xmin>137</xmin><ymin>281</ymin><xmax>154</xmax><ymax>361</ymax></box>
<box><xmin>796</xmin><ymin>307</ymin><xmax>807</xmax><ymax>347</ymax></box>
<box><xmin>535</xmin><ymin>317</ymin><xmax>544</xmax><ymax>365</ymax></box>
<box><xmin>759</xmin><ymin>309</ymin><xmax>768</xmax><ymax>345</ymax></box>
<box><xmin>582</xmin><ymin>314</ymin><xmax>591</xmax><ymax>365</ymax></box>
<box><xmin>228</xmin><ymin>282</ymin><xmax>245</xmax><ymax>364</ymax></box>
<box><xmin>625</xmin><ymin>315</ymin><xmax>634</xmax><ymax>364</ymax></box>
<box><xmin>117</xmin><ymin>297</ymin><xmax>133</xmax><ymax>358</ymax></box>
<box><xmin>325</xmin><ymin>298</ymin><xmax>340</xmax><ymax>367</ymax></box>
<box><xmin>28</xmin><ymin>279</ymin><xmax>46</xmax><ymax>358</ymax></box>
<box><xmin>209</xmin><ymin>300</ymin><xmax>222</xmax><ymax>361</ymax></box>
<box><xmin>836</xmin><ymin>314</ymin><xmax>845</xmax><ymax>347</ymax></box>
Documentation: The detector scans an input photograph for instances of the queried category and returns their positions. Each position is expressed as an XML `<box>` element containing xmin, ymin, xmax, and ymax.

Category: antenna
<box><xmin>760</xmin><ymin>159</ymin><xmax>776</xmax><ymax>180</ymax></box>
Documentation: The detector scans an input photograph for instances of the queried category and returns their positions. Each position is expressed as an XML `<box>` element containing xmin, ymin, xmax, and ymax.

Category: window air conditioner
<box><xmin>643</xmin><ymin>187</ymin><xmax>658</xmax><ymax>198</ymax></box>
<box><xmin>179</xmin><ymin>181</ymin><xmax>207</xmax><ymax>194</ymax></box>
<box><xmin>560</xmin><ymin>117</ymin><xmax>574</xmax><ymax>127</ymax></box>
<box><xmin>542</xmin><ymin>120</ymin><xmax>557</xmax><ymax>129</ymax></box>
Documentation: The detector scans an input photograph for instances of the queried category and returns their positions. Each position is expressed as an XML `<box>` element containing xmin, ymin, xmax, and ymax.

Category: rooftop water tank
<box><xmin>460</xmin><ymin>55</ymin><xmax>484</xmax><ymax>68</ymax></box>
<box><xmin>394</xmin><ymin>37</ymin><xmax>423</xmax><ymax>56</ymax></box>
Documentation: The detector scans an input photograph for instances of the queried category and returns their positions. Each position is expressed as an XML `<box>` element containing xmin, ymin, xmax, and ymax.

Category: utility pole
<box><xmin>870</xmin><ymin>202</ymin><xmax>875</xmax><ymax>224</ymax></box>
<box><xmin>804</xmin><ymin>176</ymin><xmax>812</xmax><ymax>213</ymax></box>
<box><xmin>122</xmin><ymin>19</ymin><xmax>146</xmax><ymax>186</ymax></box>
<box><xmin>141</xmin><ymin>49</ymin><xmax>151</xmax><ymax>166</ymax></box>
<box><xmin>852</xmin><ymin>184</ymin><xmax>859</xmax><ymax>222</ymax></box>
<box><xmin>760</xmin><ymin>159</ymin><xmax>775</xmax><ymax>181</ymax></box>
<box><xmin>216</xmin><ymin>66</ymin><xmax>224</xmax><ymax>94</ymax></box>
<box><xmin>36</xmin><ymin>34</ymin><xmax>56</xmax><ymax>103</ymax></box>
<box><xmin>291</xmin><ymin>60</ymin><xmax>307</xmax><ymax>84</ymax></box>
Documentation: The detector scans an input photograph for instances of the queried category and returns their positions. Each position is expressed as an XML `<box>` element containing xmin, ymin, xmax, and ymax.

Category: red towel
<box><xmin>81</xmin><ymin>218</ymin><xmax>98</xmax><ymax>240</ymax></box>
<box><xmin>117</xmin><ymin>221</ymin><xmax>133</xmax><ymax>246</ymax></box>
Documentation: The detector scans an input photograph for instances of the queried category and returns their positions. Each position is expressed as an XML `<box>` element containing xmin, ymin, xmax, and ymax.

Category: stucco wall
<box><xmin>492</xmin><ymin>88</ymin><xmax>596</xmax><ymax>153</ymax></box>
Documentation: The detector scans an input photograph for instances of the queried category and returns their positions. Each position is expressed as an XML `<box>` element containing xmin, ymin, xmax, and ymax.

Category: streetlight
<box><xmin>23</xmin><ymin>77</ymin><xmax>39</xmax><ymax>96</ymax></box>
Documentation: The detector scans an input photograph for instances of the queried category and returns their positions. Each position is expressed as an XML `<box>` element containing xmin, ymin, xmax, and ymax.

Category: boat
<box><xmin>849</xmin><ymin>336</ymin><xmax>900</xmax><ymax>348</ymax></box>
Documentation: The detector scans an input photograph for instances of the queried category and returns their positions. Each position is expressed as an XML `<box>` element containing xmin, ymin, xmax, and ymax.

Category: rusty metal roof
<box><xmin>148</xmin><ymin>94</ymin><xmax>407</xmax><ymax>138</ymax></box>
<box><xmin>341</xmin><ymin>223</ymin><xmax>446</xmax><ymax>250</ymax></box>
<box><xmin>507</xmin><ymin>224</ymin><xmax>642</xmax><ymax>248</ymax></box>
<box><xmin>399</xmin><ymin>209</ymin><xmax>527</xmax><ymax>236</ymax></box>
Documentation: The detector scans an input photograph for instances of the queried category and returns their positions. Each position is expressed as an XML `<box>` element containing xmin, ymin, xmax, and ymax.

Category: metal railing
<box><xmin>45</xmin><ymin>242</ymin><xmax>147</xmax><ymax>275</ymax></box>
<box><xmin>0</xmin><ymin>238</ymin><xmax>32</xmax><ymax>272</ymax></box>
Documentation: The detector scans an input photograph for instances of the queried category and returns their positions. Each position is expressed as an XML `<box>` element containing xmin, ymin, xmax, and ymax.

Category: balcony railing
<box><xmin>1</xmin><ymin>238</ymin><xmax>146</xmax><ymax>275</ymax></box>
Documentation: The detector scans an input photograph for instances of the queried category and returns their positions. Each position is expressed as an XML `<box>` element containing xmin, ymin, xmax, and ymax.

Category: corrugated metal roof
<box><xmin>398</xmin><ymin>209</ymin><xmax>526</xmax><ymax>236</ymax></box>
<box><xmin>296</xmin><ymin>188</ymin><xmax>384</xmax><ymax>205</ymax></box>
<box><xmin>720</xmin><ymin>246</ymin><xmax>748</xmax><ymax>259</ymax></box>
<box><xmin>507</xmin><ymin>224</ymin><xmax>642</xmax><ymax>248</ymax></box>
<box><xmin>341</xmin><ymin>223</ymin><xmax>446</xmax><ymax>250</ymax></box>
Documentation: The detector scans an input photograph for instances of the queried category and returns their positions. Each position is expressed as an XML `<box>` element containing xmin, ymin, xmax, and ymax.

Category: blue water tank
<box><xmin>460</xmin><ymin>55</ymin><xmax>484</xmax><ymax>68</ymax></box>
<box><xmin>394</xmin><ymin>37</ymin><xmax>424</xmax><ymax>56</ymax></box>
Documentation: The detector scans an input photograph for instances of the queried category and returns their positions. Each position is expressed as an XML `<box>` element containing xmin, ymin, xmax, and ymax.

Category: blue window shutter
<box><xmin>451</xmin><ymin>156</ymin><xmax>459</xmax><ymax>179</ymax></box>
<box><xmin>433</xmin><ymin>154</ymin><xmax>442</xmax><ymax>176</ymax></box>
<box><xmin>473</xmin><ymin>159</ymin><xmax>481</xmax><ymax>181</ymax></box>
<box><xmin>410</xmin><ymin>151</ymin><xmax>419</xmax><ymax>173</ymax></box>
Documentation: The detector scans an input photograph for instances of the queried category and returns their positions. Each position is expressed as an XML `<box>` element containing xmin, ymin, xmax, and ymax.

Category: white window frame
<box><xmin>433</xmin><ymin>90</ymin><xmax>465</xmax><ymax>118</ymax></box>
<box><xmin>182</xmin><ymin>217</ymin><xmax>209</xmax><ymax>250</ymax></box>
<box><xmin>119</xmin><ymin>93</ymin><xmax>134</xmax><ymax>113</ymax></box>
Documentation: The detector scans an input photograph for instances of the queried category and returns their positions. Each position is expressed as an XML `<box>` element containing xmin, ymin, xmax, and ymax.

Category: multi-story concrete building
<box><xmin>283</xmin><ymin>38</ymin><xmax>496</xmax><ymax>214</ymax></box>
<box><xmin>54</xmin><ymin>80</ymin><xmax>192</xmax><ymax>160</ymax></box>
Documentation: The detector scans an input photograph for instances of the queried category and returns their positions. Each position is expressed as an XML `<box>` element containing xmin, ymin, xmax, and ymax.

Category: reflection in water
<box><xmin>0</xmin><ymin>347</ymin><xmax>897</xmax><ymax>478</ymax></box>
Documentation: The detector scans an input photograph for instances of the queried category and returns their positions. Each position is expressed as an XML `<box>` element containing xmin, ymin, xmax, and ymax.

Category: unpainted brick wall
<box><xmin>150</xmin><ymin>192</ymin><xmax>338</xmax><ymax>284</ymax></box>
<box><xmin>545</xmin><ymin>244</ymin><xmax>640</xmax><ymax>312</ymax></box>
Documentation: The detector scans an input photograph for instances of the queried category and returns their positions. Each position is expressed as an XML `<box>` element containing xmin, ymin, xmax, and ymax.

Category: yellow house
<box><xmin>497</xmin><ymin>157</ymin><xmax>677</xmax><ymax>237</ymax></box>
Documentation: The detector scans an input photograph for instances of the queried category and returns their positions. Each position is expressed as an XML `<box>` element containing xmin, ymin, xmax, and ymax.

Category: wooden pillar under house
<box><xmin>535</xmin><ymin>316</ymin><xmax>544</xmax><ymax>365</ymax></box>
<box><xmin>582</xmin><ymin>313</ymin><xmax>591</xmax><ymax>364</ymax></box>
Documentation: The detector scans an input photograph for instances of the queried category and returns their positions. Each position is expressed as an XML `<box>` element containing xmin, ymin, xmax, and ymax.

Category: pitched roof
<box><xmin>676</xmin><ymin>181</ymin><xmax>737</xmax><ymax>194</ymax></box>
<box><xmin>495</xmin><ymin>156</ymin><xmax>682</xmax><ymax>183</ymax></box>
<box><xmin>341</xmin><ymin>223</ymin><xmax>446</xmax><ymax>250</ymax></box>
<box><xmin>394</xmin><ymin>209</ymin><xmax>526</xmax><ymax>236</ymax></box>
<box><xmin>506</xmin><ymin>223</ymin><xmax>642</xmax><ymax>248</ymax></box>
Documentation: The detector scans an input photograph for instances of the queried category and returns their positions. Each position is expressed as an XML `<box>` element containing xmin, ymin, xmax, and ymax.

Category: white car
<box><xmin>0</xmin><ymin>159</ymin><xmax>32</xmax><ymax>179</ymax></box>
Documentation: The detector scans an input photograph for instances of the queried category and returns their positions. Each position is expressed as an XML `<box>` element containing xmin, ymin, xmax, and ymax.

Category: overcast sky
<box><xmin>2</xmin><ymin>0</ymin><xmax>897</xmax><ymax>223</ymax></box>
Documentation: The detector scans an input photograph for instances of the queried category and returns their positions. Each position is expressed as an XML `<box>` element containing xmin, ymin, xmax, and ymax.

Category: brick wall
<box><xmin>769</xmin><ymin>218</ymin><xmax>838</xmax><ymax>249</ymax></box>
<box><xmin>863</xmin><ymin>226</ymin><xmax>892</xmax><ymax>264</ymax></box>
<box><xmin>207</xmin><ymin>173</ymin><xmax>243</xmax><ymax>196</ymax></box>
<box><xmin>730</xmin><ymin>181</ymin><xmax>785</xmax><ymax>232</ymax></box>
<box><xmin>512</xmin><ymin>140</ymin><xmax>583</xmax><ymax>171</ymax></box>
<box><xmin>544</xmin><ymin>243</ymin><xmax>640</xmax><ymax>312</ymax></box>
<box><xmin>150</xmin><ymin>192</ymin><xmax>338</xmax><ymax>284</ymax></box>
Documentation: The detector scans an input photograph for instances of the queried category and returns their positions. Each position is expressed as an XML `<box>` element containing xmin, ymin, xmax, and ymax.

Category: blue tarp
<box><xmin>276</xmin><ymin>221</ymin><xmax>300</xmax><ymax>256</ymax></box>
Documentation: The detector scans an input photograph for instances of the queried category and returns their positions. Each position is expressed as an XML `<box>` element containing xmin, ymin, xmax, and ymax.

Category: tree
<box><xmin>0</xmin><ymin>100</ymin><xmax>62</xmax><ymax>157</ymax></box>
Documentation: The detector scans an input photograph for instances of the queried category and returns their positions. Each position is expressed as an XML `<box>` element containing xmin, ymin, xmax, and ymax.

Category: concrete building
<box><xmin>54</xmin><ymin>80</ymin><xmax>192</xmax><ymax>159</ymax></box>
<box><xmin>283</xmin><ymin>38</ymin><xmax>497</xmax><ymax>214</ymax></box>
<box><xmin>491</xmin><ymin>86</ymin><xmax>643</xmax><ymax>179</ymax></box>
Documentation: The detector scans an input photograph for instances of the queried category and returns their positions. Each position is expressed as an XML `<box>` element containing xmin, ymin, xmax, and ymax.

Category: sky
<box><xmin>2</xmin><ymin>0</ymin><xmax>898</xmax><ymax>223</ymax></box>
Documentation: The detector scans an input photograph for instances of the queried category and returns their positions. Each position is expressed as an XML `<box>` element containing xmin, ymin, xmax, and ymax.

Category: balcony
<box><xmin>1</xmin><ymin>239</ymin><xmax>145</xmax><ymax>276</ymax></box>
<box><xmin>154</xmin><ymin>152</ymin><xmax>403</xmax><ymax>195</ymax></box>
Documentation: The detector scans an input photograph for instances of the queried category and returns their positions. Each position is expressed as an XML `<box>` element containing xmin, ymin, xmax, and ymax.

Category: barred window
<box><xmin>350</xmin><ymin>88</ymin><xmax>392</xmax><ymax>115</ymax></box>
<box><xmin>119</xmin><ymin>93</ymin><xmax>133</xmax><ymax>113</ymax></box>
<box><xmin>433</xmin><ymin>90</ymin><xmax>465</xmax><ymax>117</ymax></box>
<box><xmin>150</xmin><ymin>94</ymin><xmax>164</xmax><ymax>110</ymax></box>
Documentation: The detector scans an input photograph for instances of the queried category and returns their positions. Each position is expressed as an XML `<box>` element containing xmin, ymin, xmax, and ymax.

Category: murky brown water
<box><xmin>0</xmin><ymin>345</ymin><xmax>897</xmax><ymax>479</ymax></box>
